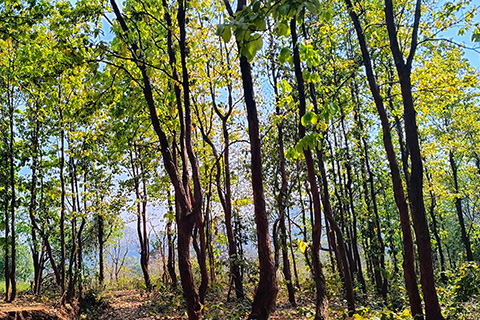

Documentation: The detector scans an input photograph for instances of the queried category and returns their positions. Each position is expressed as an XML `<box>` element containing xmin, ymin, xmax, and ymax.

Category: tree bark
<box><xmin>290</xmin><ymin>17</ymin><xmax>329</xmax><ymax>319</ymax></box>
<box><xmin>98</xmin><ymin>194</ymin><xmax>105</xmax><ymax>286</ymax></box>
<box><xmin>59</xmin><ymin>104</ymin><xmax>66</xmax><ymax>297</ymax></box>
<box><xmin>215</xmin><ymin>1</ymin><xmax>279</xmax><ymax>318</ymax></box>
<box><xmin>4</xmin><ymin>122</ymin><xmax>10</xmax><ymax>302</ymax></box>
<box><xmin>425</xmin><ymin>167</ymin><xmax>446</xmax><ymax>272</ymax></box>
<box><xmin>28</xmin><ymin>119</ymin><xmax>42</xmax><ymax>295</ymax></box>
<box><xmin>449</xmin><ymin>150</ymin><xmax>473</xmax><ymax>261</ymax></box>
<box><xmin>268</xmin><ymin>31</ymin><xmax>296</xmax><ymax>306</ymax></box>
<box><xmin>384</xmin><ymin>1</ymin><xmax>444</xmax><ymax>318</ymax></box>
<box><xmin>238</xmin><ymin>53</ymin><xmax>278</xmax><ymax>320</ymax></box>
<box><xmin>166</xmin><ymin>189</ymin><xmax>177</xmax><ymax>288</ymax></box>
<box><xmin>130</xmin><ymin>145</ymin><xmax>152</xmax><ymax>290</ymax></box>
<box><xmin>110</xmin><ymin>0</ymin><xmax>204</xmax><ymax>317</ymax></box>
<box><xmin>7</xmin><ymin>98</ymin><xmax>17</xmax><ymax>302</ymax></box>
<box><xmin>344</xmin><ymin>0</ymin><xmax>424</xmax><ymax>317</ymax></box>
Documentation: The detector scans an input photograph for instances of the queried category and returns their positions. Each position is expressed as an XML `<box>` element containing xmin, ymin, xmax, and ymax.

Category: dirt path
<box><xmin>96</xmin><ymin>290</ymin><xmax>183</xmax><ymax>320</ymax></box>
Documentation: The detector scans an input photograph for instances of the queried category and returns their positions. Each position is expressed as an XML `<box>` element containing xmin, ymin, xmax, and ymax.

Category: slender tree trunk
<box><xmin>203</xmin><ymin>174</ymin><xmax>216</xmax><ymax>284</ymax></box>
<box><xmin>449</xmin><ymin>151</ymin><xmax>473</xmax><ymax>261</ymax></box>
<box><xmin>194</xmin><ymin>212</ymin><xmax>209</xmax><ymax>303</ymax></box>
<box><xmin>78</xmin><ymin>172</ymin><xmax>87</xmax><ymax>299</ymax></box>
<box><xmin>130</xmin><ymin>145</ymin><xmax>152</xmax><ymax>290</ymax></box>
<box><xmin>66</xmin><ymin>156</ymin><xmax>78</xmax><ymax>302</ymax></box>
<box><xmin>222</xmin><ymin>122</ymin><xmax>244</xmax><ymax>300</ymax></box>
<box><xmin>353</xmin><ymin>92</ymin><xmax>388</xmax><ymax>299</ymax></box>
<box><xmin>28</xmin><ymin>120</ymin><xmax>42</xmax><ymax>295</ymax></box>
<box><xmin>238</xmin><ymin>52</ymin><xmax>278</xmax><ymax>320</ymax></box>
<box><xmin>339</xmin><ymin>110</ymin><xmax>366</xmax><ymax>295</ymax></box>
<box><xmin>269</xmin><ymin>35</ymin><xmax>296</xmax><ymax>306</ymax></box>
<box><xmin>425</xmin><ymin>168</ymin><xmax>446</xmax><ymax>272</ymax></box>
<box><xmin>297</xmin><ymin>169</ymin><xmax>312</xmax><ymax>271</ymax></box>
<box><xmin>4</xmin><ymin>132</ymin><xmax>10</xmax><ymax>302</ymax></box>
<box><xmin>98</xmin><ymin>197</ymin><xmax>104</xmax><ymax>286</ymax></box>
<box><xmin>8</xmin><ymin>100</ymin><xmax>16</xmax><ymax>302</ymax></box>
<box><xmin>345</xmin><ymin>1</ymin><xmax>424</xmax><ymax>317</ymax></box>
<box><xmin>201</xmin><ymin>49</ymin><xmax>244</xmax><ymax>299</ymax></box>
<box><xmin>384</xmin><ymin>1</ymin><xmax>444</xmax><ymax>318</ymax></box>
<box><xmin>317</xmin><ymin>145</ymin><xmax>355</xmax><ymax>316</ymax></box>
<box><xmin>290</xmin><ymin>18</ymin><xmax>329</xmax><ymax>319</ymax></box>
<box><xmin>166</xmin><ymin>190</ymin><xmax>177</xmax><ymax>288</ymax></box>
<box><xmin>286</xmin><ymin>207</ymin><xmax>300</xmax><ymax>289</ymax></box>
<box><xmin>59</xmin><ymin>105</ymin><xmax>66</xmax><ymax>297</ymax></box>
<box><xmin>140</xmin><ymin>155</ymin><xmax>152</xmax><ymax>290</ymax></box>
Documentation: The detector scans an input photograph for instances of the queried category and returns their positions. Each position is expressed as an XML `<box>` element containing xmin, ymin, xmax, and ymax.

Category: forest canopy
<box><xmin>1</xmin><ymin>0</ymin><xmax>480</xmax><ymax>319</ymax></box>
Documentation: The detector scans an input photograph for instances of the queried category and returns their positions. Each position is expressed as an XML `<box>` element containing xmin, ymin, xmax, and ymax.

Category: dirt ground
<box><xmin>0</xmin><ymin>295</ymin><xmax>76</xmax><ymax>320</ymax></box>
<box><xmin>0</xmin><ymin>289</ymin><xmax>333</xmax><ymax>320</ymax></box>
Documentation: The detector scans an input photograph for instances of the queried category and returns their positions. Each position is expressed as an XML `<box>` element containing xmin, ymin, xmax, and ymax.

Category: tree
<box><xmin>384</xmin><ymin>1</ymin><xmax>443</xmax><ymax>318</ymax></box>
<box><xmin>221</xmin><ymin>0</ymin><xmax>278</xmax><ymax>318</ymax></box>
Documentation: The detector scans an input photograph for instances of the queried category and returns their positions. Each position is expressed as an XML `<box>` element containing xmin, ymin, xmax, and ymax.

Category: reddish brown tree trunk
<box><xmin>384</xmin><ymin>1</ymin><xmax>444</xmax><ymax>318</ymax></box>
<box><xmin>110</xmin><ymin>1</ymin><xmax>203</xmax><ymax>318</ymax></box>
<box><xmin>449</xmin><ymin>151</ymin><xmax>473</xmax><ymax>261</ymax></box>
<box><xmin>290</xmin><ymin>17</ymin><xmax>329</xmax><ymax>319</ymax></box>
<box><xmin>269</xmin><ymin>32</ymin><xmax>296</xmax><ymax>306</ymax></box>
<box><xmin>345</xmin><ymin>0</ymin><xmax>424</xmax><ymax>318</ymax></box>
<box><xmin>238</xmin><ymin>53</ymin><xmax>278</xmax><ymax>319</ymax></box>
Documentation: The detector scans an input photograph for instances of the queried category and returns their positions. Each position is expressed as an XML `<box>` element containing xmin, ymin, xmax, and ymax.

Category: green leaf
<box><xmin>243</xmin><ymin>35</ymin><xmax>263</xmax><ymax>61</ymax></box>
<box><xmin>301</xmin><ymin>111</ymin><xmax>318</xmax><ymax>126</ymax></box>
<box><xmin>217</xmin><ymin>23</ymin><xmax>232</xmax><ymax>42</ymax></box>
<box><xmin>277</xmin><ymin>3</ymin><xmax>290</xmax><ymax>16</ymax></box>
<box><xmin>274</xmin><ymin>21</ymin><xmax>289</xmax><ymax>36</ymax></box>
<box><xmin>278</xmin><ymin>47</ymin><xmax>291</xmax><ymax>64</ymax></box>
<box><xmin>472</xmin><ymin>31</ymin><xmax>480</xmax><ymax>42</ymax></box>
<box><xmin>305</xmin><ymin>0</ymin><xmax>320</xmax><ymax>15</ymax></box>
<box><xmin>285</xmin><ymin>147</ymin><xmax>300</xmax><ymax>160</ymax></box>
<box><xmin>222</xmin><ymin>25</ymin><xmax>232</xmax><ymax>42</ymax></box>
<box><xmin>216</xmin><ymin>23</ymin><xmax>225</xmax><ymax>37</ymax></box>
<box><xmin>252</xmin><ymin>0</ymin><xmax>261</xmax><ymax>12</ymax></box>
<box><xmin>253</xmin><ymin>18</ymin><xmax>266</xmax><ymax>31</ymax></box>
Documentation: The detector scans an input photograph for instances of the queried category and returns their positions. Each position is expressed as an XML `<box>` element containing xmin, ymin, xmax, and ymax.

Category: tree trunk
<box><xmin>345</xmin><ymin>0</ymin><xmax>424</xmax><ymax>317</ymax></box>
<box><xmin>4</xmin><ymin>129</ymin><xmax>10</xmax><ymax>302</ymax></box>
<box><xmin>203</xmin><ymin>177</ymin><xmax>216</xmax><ymax>284</ymax></box>
<box><xmin>59</xmin><ymin>105</ymin><xmax>66</xmax><ymax>297</ymax></box>
<box><xmin>269</xmin><ymin>33</ymin><xmax>296</xmax><ymax>306</ymax></box>
<box><xmin>194</xmin><ymin>213</ymin><xmax>209</xmax><ymax>303</ymax></box>
<box><xmin>353</xmin><ymin>92</ymin><xmax>388</xmax><ymax>299</ymax></box>
<box><xmin>166</xmin><ymin>190</ymin><xmax>177</xmax><ymax>288</ymax></box>
<box><xmin>8</xmin><ymin>100</ymin><xmax>17</xmax><ymax>302</ymax></box>
<box><xmin>130</xmin><ymin>145</ymin><xmax>152</xmax><ymax>290</ymax></box>
<box><xmin>210</xmin><ymin>1</ymin><xmax>278</xmax><ymax>317</ymax></box>
<box><xmin>66</xmin><ymin>156</ymin><xmax>78</xmax><ymax>302</ymax></box>
<box><xmin>317</xmin><ymin>145</ymin><xmax>355</xmax><ymax>316</ymax></box>
<box><xmin>98</xmin><ymin>196</ymin><xmax>105</xmax><ymax>286</ymax></box>
<box><xmin>238</xmin><ymin>52</ymin><xmax>278</xmax><ymax>320</ymax></box>
<box><xmin>28</xmin><ymin>120</ymin><xmax>42</xmax><ymax>295</ymax></box>
<box><xmin>290</xmin><ymin>18</ymin><xmax>329</xmax><ymax>319</ymax></box>
<box><xmin>384</xmin><ymin>1</ymin><xmax>444</xmax><ymax>318</ymax></box>
<box><xmin>425</xmin><ymin>168</ymin><xmax>446</xmax><ymax>272</ymax></box>
<box><xmin>286</xmin><ymin>207</ymin><xmax>300</xmax><ymax>289</ymax></box>
<box><xmin>449</xmin><ymin>150</ymin><xmax>473</xmax><ymax>261</ymax></box>
<box><xmin>339</xmin><ymin>110</ymin><xmax>366</xmax><ymax>295</ymax></box>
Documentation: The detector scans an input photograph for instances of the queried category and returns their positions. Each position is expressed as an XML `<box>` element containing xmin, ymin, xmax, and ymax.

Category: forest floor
<box><xmin>0</xmin><ymin>287</ymin><xmax>335</xmax><ymax>320</ymax></box>
<box><xmin>0</xmin><ymin>294</ymin><xmax>77</xmax><ymax>320</ymax></box>
<box><xmin>2</xmin><ymin>286</ymin><xmax>479</xmax><ymax>320</ymax></box>
<box><xmin>81</xmin><ymin>288</ymin><xmax>332</xmax><ymax>320</ymax></box>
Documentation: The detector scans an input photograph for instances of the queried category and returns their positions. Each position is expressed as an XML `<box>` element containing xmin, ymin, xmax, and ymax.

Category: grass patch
<box><xmin>0</xmin><ymin>281</ymin><xmax>32</xmax><ymax>294</ymax></box>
